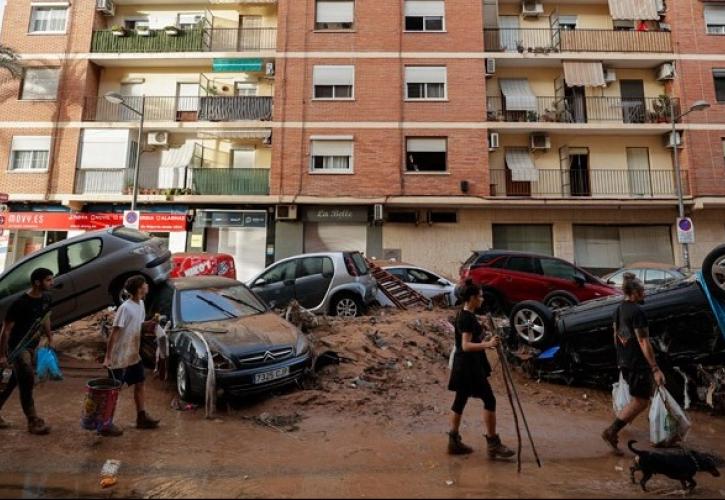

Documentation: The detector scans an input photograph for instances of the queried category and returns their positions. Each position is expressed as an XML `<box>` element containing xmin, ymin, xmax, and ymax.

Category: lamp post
<box><xmin>669</xmin><ymin>98</ymin><xmax>709</xmax><ymax>272</ymax></box>
<box><xmin>104</xmin><ymin>92</ymin><xmax>145</xmax><ymax>211</ymax></box>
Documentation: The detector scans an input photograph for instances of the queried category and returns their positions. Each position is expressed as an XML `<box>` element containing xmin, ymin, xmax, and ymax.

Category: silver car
<box><xmin>378</xmin><ymin>264</ymin><xmax>456</xmax><ymax>307</ymax></box>
<box><xmin>247</xmin><ymin>251</ymin><xmax>377</xmax><ymax>317</ymax></box>
<box><xmin>0</xmin><ymin>226</ymin><xmax>171</xmax><ymax>329</ymax></box>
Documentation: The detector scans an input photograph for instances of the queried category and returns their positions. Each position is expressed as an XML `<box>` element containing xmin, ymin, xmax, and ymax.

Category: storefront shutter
<box><xmin>304</xmin><ymin>223</ymin><xmax>366</xmax><ymax>253</ymax></box>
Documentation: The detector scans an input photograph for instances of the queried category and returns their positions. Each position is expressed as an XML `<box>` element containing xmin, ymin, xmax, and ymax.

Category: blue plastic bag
<box><xmin>35</xmin><ymin>347</ymin><xmax>63</xmax><ymax>381</ymax></box>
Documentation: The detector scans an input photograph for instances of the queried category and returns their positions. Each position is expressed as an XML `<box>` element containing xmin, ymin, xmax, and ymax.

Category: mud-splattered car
<box><xmin>505</xmin><ymin>245</ymin><xmax>725</xmax><ymax>411</ymax></box>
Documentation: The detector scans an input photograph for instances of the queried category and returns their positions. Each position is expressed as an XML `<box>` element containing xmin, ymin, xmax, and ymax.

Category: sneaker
<box><xmin>136</xmin><ymin>411</ymin><xmax>160</xmax><ymax>429</ymax></box>
<box><xmin>27</xmin><ymin>417</ymin><xmax>50</xmax><ymax>435</ymax></box>
<box><xmin>601</xmin><ymin>427</ymin><xmax>623</xmax><ymax>455</ymax></box>
<box><xmin>486</xmin><ymin>434</ymin><xmax>516</xmax><ymax>459</ymax></box>
<box><xmin>448</xmin><ymin>431</ymin><xmax>474</xmax><ymax>455</ymax></box>
<box><xmin>98</xmin><ymin>424</ymin><xmax>124</xmax><ymax>437</ymax></box>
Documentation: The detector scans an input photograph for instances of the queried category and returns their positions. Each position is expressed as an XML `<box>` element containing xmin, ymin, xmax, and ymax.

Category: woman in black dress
<box><xmin>447</xmin><ymin>279</ymin><xmax>515</xmax><ymax>458</ymax></box>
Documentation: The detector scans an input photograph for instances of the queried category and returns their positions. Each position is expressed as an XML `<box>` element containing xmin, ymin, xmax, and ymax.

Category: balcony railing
<box><xmin>489</xmin><ymin>169</ymin><xmax>688</xmax><ymax>198</ymax></box>
<box><xmin>91</xmin><ymin>27</ymin><xmax>276</xmax><ymax>53</ymax></box>
<box><xmin>189</xmin><ymin>168</ymin><xmax>269</xmax><ymax>195</ymax></box>
<box><xmin>83</xmin><ymin>96</ymin><xmax>273</xmax><ymax>122</ymax></box>
<box><xmin>484</xmin><ymin>28</ymin><xmax>672</xmax><ymax>53</ymax></box>
<box><xmin>486</xmin><ymin>96</ymin><xmax>680</xmax><ymax>124</ymax></box>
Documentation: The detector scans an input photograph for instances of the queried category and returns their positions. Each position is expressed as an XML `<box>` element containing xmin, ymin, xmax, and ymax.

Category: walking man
<box><xmin>602</xmin><ymin>272</ymin><xmax>665</xmax><ymax>454</ymax></box>
<box><xmin>103</xmin><ymin>275</ymin><xmax>160</xmax><ymax>436</ymax></box>
<box><xmin>0</xmin><ymin>268</ymin><xmax>54</xmax><ymax>435</ymax></box>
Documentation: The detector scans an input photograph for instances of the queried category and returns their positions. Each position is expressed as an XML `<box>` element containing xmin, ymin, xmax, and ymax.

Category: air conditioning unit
<box><xmin>265</xmin><ymin>62</ymin><xmax>275</xmax><ymax>77</ymax></box>
<box><xmin>488</xmin><ymin>132</ymin><xmax>500</xmax><ymax>150</ymax></box>
<box><xmin>96</xmin><ymin>0</ymin><xmax>115</xmax><ymax>16</ymax></box>
<box><xmin>275</xmin><ymin>205</ymin><xmax>298</xmax><ymax>221</ymax></box>
<box><xmin>663</xmin><ymin>131</ymin><xmax>683</xmax><ymax>149</ymax></box>
<box><xmin>657</xmin><ymin>62</ymin><xmax>675</xmax><ymax>81</ymax></box>
<box><xmin>529</xmin><ymin>133</ymin><xmax>550</xmax><ymax>150</ymax></box>
<box><xmin>373</xmin><ymin>204</ymin><xmax>384</xmax><ymax>222</ymax></box>
<box><xmin>656</xmin><ymin>0</ymin><xmax>666</xmax><ymax>14</ymax></box>
<box><xmin>604</xmin><ymin>68</ymin><xmax>617</xmax><ymax>83</ymax></box>
<box><xmin>485</xmin><ymin>58</ymin><xmax>496</xmax><ymax>76</ymax></box>
<box><xmin>521</xmin><ymin>0</ymin><xmax>544</xmax><ymax>17</ymax></box>
<box><xmin>147</xmin><ymin>131</ymin><xmax>168</xmax><ymax>147</ymax></box>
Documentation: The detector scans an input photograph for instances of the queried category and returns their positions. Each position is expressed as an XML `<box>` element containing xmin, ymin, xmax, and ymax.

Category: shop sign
<box><xmin>199</xmin><ymin>211</ymin><xmax>266</xmax><ymax>228</ymax></box>
<box><xmin>305</xmin><ymin>206</ymin><xmax>369</xmax><ymax>223</ymax></box>
<box><xmin>0</xmin><ymin>212</ymin><xmax>187</xmax><ymax>232</ymax></box>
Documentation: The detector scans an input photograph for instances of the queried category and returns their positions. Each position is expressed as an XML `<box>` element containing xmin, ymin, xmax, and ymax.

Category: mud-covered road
<box><xmin>1</xmin><ymin>309</ymin><xmax>724</xmax><ymax>499</ymax></box>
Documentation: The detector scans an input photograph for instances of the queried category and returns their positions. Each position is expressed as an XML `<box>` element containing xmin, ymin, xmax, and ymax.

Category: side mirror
<box><xmin>253</xmin><ymin>278</ymin><xmax>267</xmax><ymax>287</ymax></box>
<box><xmin>437</xmin><ymin>278</ymin><xmax>449</xmax><ymax>287</ymax></box>
<box><xmin>606</xmin><ymin>279</ymin><xmax>615</xmax><ymax>285</ymax></box>
<box><xmin>574</xmin><ymin>275</ymin><xmax>586</xmax><ymax>287</ymax></box>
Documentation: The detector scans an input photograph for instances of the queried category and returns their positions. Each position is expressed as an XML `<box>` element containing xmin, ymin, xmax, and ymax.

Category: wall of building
<box><xmin>108</xmin><ymin>5</ymin><xmax>277</xmax><ymax>30</ymax></box>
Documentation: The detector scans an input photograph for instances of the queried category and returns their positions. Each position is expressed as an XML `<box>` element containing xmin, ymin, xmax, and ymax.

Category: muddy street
<box><xmin>1</xmin><ymin>309</ymin><xmax>724</xmax><ymax>499</ymax></box>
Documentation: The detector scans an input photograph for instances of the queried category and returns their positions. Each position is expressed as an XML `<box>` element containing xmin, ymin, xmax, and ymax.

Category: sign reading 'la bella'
<box><xmin>304</xmin><ymin>206</ymin><xmax>369</xmax><ymax>223</ymax></box>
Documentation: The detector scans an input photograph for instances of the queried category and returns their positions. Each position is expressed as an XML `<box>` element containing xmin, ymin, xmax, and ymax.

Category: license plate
<box><xmin>254</xmin><ymin>366</ymin><xmax>290</xmax><ymax>384</ymax></box>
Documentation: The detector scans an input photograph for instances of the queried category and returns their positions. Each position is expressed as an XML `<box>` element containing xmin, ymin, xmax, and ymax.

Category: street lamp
<box><xmin>104</xmin><ymin>91</ymin><xmax>145</xmax><ymax>211</ymax></box>
<box><xmin>669</xmin><ymin>98</ymin><xmax>710</xmax><ymax>271</ymax></box>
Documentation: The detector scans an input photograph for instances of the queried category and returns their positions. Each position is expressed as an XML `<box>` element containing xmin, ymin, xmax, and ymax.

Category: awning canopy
<box><xmin>563</xmin><ymin>61</ymin><xmax>606</xmax><ymax>87</ymax></box>
<box><xmin>499</xmin><ymin>79</ymin><xmax>537</xmax><ymax>112</ymax></box>
<box><xmin>505</xmin><ymin>148</ymin><xmax>539</xmax><ymax>182</ymax></box>
<box><xmin>608</xmin><ymin>0</ymin><xmax>659</xmax><ymax>20</ymax></box>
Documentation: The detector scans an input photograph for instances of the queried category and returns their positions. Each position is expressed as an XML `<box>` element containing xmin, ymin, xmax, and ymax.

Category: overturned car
<box><xmin>505</xmin><ymin>245</ymin><xmax>725</xmax><ymax>411</ymax></box>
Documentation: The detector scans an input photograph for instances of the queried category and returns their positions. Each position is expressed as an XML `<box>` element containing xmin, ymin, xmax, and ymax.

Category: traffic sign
<box><xmin>676</xmin><ymin>217</ymin><xmax>695</xmax><ymax>244</ymax></box>
<box><xmin>123</xmin><ymin>210</ymin><xmax>141</xmax><ymax>230</ymax></box>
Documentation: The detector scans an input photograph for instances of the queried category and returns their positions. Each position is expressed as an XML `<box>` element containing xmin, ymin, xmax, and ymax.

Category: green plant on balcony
<box><xmin>650</xmin><ymin>94</ymin><xmax>674</xmax><ymax>123</ymax></box>
<box><xmin>164</xmin><ymin>26</ymin><xmax>180</xmax><ymax>36</ymax></box>
<box><xmin>526</xmin><ymin>110</ymin><xmax>539</xmax><ymax>122</ymax></box>
<box><xmin>136</xmin><ymin>26</ymin><xmax>152</xmax><ymax>36</ymax></box>
<box><xmin>110</xmin><ymin>25</ymin><xmax>127</xmax><ymax>37</ymax></box>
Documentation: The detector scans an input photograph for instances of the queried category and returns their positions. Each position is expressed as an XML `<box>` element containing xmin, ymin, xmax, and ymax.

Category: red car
<box><xmin>459</xmin><ymin>250</ymin><xmax>620</xmax><ymax>313</ymax></box>
<box><xmin>170</xmin><ymin>253</ymin><xmax>236</xmax><ymax>280</ymax></box>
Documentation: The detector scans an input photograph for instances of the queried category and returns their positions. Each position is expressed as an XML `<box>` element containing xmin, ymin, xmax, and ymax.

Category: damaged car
<box><xmin>505</xmin><ymin>244</ymin><xmax>725</xmax><ymax>411</ymax></box>
<box><xmin>146</xmin><ymin>276</ymin><xmax>313</xmax><ymax>401</ymax></box>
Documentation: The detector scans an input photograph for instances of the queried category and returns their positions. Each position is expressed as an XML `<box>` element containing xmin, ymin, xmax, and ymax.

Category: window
<box><xmin>405</xmin><ymin>66</ymin><xmax>446</xmax><ymax>100</ymax></box>
<box><xmin>29</xmin><ymin>5</ymin><xmax>67</xmax><ymax>33</ymax></box>
<box><xmin>387</xmin><ymin>268</ymin><xmax>409</xmax><ymax>281</ymax></box>
<box><xmin>20</xmin><ymin>68</ymin><xmax>60</xmax><ymax>100</ymax></box>
<box><xmin>705</xmin><ymin>4</ymin><xmax>725</xmax><ymax>34</ymax></box>
<box><xmin>235</xmin><ymin>83</ymin><xmax>258</xmax><ymax>96</ymax></box>
<box><xmin>407</xmin><ymin>268</ymin><xmax>439</xmax><ymax>284</ymax></box>
<box><xmin>67</xmin><ymin>238</ymin><xmax>102</xmax><ymax>269</ymax></box>
<box><xmin>386</xmin><ymin>211</ymin><xmax>418</xmax><ymax>223</ymax></box>
<box><xmin>613</xmin><ymin>20</ymin><xmax>635</xmax><ymax>31</ymax></box>
<box><xmin>406</xmin><ymin>138</ymin><xmax>447</xmax><ymax>172</ymax></box>
<box><xmin>0</xmin><ymin>250</ymin><xmax>60</xmax><ymax>297</ymax></box>
<box><xmin>428</xmin><ymin>211</ymin><xmax>457</xmax><ymax>223</ymax></box>
<box><xmin>178</xmin><ymin>13</ymin><xmax>204</xmax><ymax>30</ymax></box>
<box><xmin>298</xmin><ymin>256</ymin><xmax>334</xmax><ymax>277</ymax></box>
<box><xmin>505</xmin><ymin>256</ymin><xmax>538</xmax><ymax>275</ymax></box>
<box><xmin>559</xmin><ymin>15</ymin><xmax>577</xmax><ymax>31</ymax></box>
<box><xmin>231</xmin><ymin>148</ymin><xmax>255</xmax><ymax>169</ymax></box>
<box><xmin>540</xmin><ymin>258</ymin><xmax>578</xmax><ymax>281</ymax></box>
<box><xmin>645</xmin><ymin>269</ymin><xmax>670</xmax><ymax>286</ymax></box>
<box><xmin>310</xmin><ymin>138</ymin><xmax>353</xmax><ymax>173</ymax></box>
<box><xmin>315</xmin><ymin>0</ymin><xmax>354</xmax><ymax>30</ymax></box>
<box><xmin>404</xmin><ymin>0</ymin><xmax>445</xmax><ymax>31</ymax></box>
<box><xmin>260</xmin><ymin>260</ymin><xmax>297</xmax><ymax>284</ymax></box>
<box><xmin>9</xmin><ymin>136</ymin><xmax>51</xmax><ymax>171</ymax></box>
<box><xmin>313</xmin><ymin>65</ymin><xmax>354</xmax><ymax>100</ymax></box>
<box><xmin>124</xmin><ymin>18</ymin><xmax>149</xmax><ymax>30</ymax></box>
<box><xmin>715</xmin><ymin>69</ymin><xmax>725</xmax><ymax>103</ymax></box>
<box><xmin>492</xmin><ymin>224</ymin><xmax>554</xmax><ymax>255</ymax></box>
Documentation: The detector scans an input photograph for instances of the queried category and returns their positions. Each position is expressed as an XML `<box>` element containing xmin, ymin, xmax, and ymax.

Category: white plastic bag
<box><xmin>649</xmin><ymin>387</ymin><xmax>691</xmax><ymax>446</ymax></box>
<box><xmin>612</xmin><ymin>371</ymin><xmax>631</xmax><ymax>414</ymax></box>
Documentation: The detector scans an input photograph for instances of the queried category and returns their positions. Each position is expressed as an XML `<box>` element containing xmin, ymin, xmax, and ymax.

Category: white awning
<box><xmin>608</xmin><ymin>0</ymin><xmax>659</xmax><ymax>20</ymax></box>
<box><xmin>316</xmin><ymin>1</ymin><xmax>354</xmax><ymax>23</ymax></box>
<box><xmin>505</xmin><ymin>148</ymin><xmax>539</xmax><ymax>182</ymax></box>
<box><xmin>313</xmin><ymin>65</ymin><xmax>354</xmax><ymax>86</ymax></box>
<box><xmin>563</xmin><ymin>61</ymin><xmax>606</xmax><ymax>87</ymax></box>
<box><xmin>140</xmin><ymin>141</ymin><xmax>196</xmax><ymax>189</ymax></box>
<box><xmin>405</xmin><ymin>1</ymin><xmax>445</xmax><ymax>17</ymax></box>
<box><xmin>405</xmin><ymin>66</ymin><xmax>446</xmax><ymax>84</ymax></box>
<box><xmin>499</xmin><ymin>79</ymin><xmax>537</xmax><ymax>112</ymax></box>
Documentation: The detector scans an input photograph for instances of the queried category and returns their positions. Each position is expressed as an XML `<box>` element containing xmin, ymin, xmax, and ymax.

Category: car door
<box><xmin>294</xmin><ymin>256</ymin><xmax>334</xmax><ymax>309</ymax></box>
<box><xmin>62</xmin><ymin>237</ymin><xmax>106</xmax><ymax>319</ymax></box>
<box><xmin>0</xmin><ymin>248</ymin><xmax>76</xmax><ymax>328</ymax></box>
<box><xmin>250</xmin><ymin>259</ymin><xmax>298</xmax><ymax>309</ymax></box>
<box><xmin>538</xmin><ymin>257</ymin><xmax>581</xmax><ymax>298</ymax></box>
<box><xmin>499</xmin><ymin>256</ymin><xmax>549</xmax><ymax>303</ymax></box>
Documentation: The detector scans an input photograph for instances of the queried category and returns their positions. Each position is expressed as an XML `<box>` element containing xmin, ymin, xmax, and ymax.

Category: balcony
<box><xmin>484</xmin><ymin>28</ymin><xmax>672</xmax><ymax>53</ymax></box>
<box><xmin>486</xmin><ymin>96</ymin><xmax>680</xmax><ymax>125</ymax></box>
<box><xmin>83</xmin><ymin>96</ymin><xmax>273</xmax><ymax>122</ymax></box>
<box><xmin>489</xmin><ymin>169</ymin><xmax>687</xmax><ymax>199</ymax></box>
<box><xmin>90</xmin><ymin>27</ymin><xmax>277</xmax><ymax>53</ymax></box>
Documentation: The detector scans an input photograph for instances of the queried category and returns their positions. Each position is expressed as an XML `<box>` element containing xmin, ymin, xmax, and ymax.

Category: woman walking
<box><xmin>447</xmin><ymin>279</ymin><xmax>515</xmax><ymax>459</ymax></box>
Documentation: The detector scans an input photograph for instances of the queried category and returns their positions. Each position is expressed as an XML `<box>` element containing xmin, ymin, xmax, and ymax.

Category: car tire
<box><xmin>702</xmin><ymin>244</ymin><xmax>725</xmax><ymax>301</ymax></box>
<box><xmin>331</xmin><ymin>292</ymin><xmax>364</xmax><ymax>318</ymax></box>
<box><xmin>176</xmin><ymin>360</ymin><xmax>201</xmax><ymax>403</ymax></box>
<box><xmin>544</xmin><ymin>292</ymin><xmax>579</xmax><ymax>311</ymax></box>
<box><xmin>509</xmin><ymin>301</ymin><xmax>557</xmax><ymax>349</ymax></box>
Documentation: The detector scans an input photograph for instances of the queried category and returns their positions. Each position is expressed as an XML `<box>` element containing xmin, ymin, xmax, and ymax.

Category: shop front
<box><xmin>303</xmin><ymin>206</ymin><xmax>372</xmax><ymax>253</ymax></box>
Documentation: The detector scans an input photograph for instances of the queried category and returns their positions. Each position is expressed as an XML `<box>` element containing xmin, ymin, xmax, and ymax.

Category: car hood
<box><xmin>183</xmin><ymin>312</ymin><xmax>300</xmax><ymax>355</ymax></box>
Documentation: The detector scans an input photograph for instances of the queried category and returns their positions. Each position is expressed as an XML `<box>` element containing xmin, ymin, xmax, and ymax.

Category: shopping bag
<box><xmin>35</xmin><ymin>347</ymin><xmax>63</xmax><ymax>381</ymax></box>
<box><xmin>612</xmin><ymin>371</ymin><xmax>631</xmax><ymax>414</ymax></box>
<box><xmin>649</xmin><ymin>386</ymin><xmax>691</xmax><ymax>446</ymax></box>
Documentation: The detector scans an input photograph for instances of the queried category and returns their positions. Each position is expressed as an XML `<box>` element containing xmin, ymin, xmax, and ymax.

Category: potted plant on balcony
<box><xmin>526</xmin><ymin>110</ymin><xmax>539</xmax><ymax>122</ymax></box>
<box><xmin>136</xmin><ymin>25</ymin><xmax>152</xmax><ymax>37</ymax></box>
<box><xmin>164</xmin><ymin>25</ymin><xmax>180</xmax><ymax>36</ymax></box>
<box><xmin>110</xmin><ymin>25</ymin><xmax>127</xmax><ymax>37</ymax></box>
<box><xmin>651</xmin><ymin>94</ymin><xmax>673</xmax><ymax>123</ymax></box>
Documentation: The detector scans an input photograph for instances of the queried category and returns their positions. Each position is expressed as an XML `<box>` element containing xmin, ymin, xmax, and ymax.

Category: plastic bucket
<box><xmin>81</xmin><ymin>378</ymin><xmax>122</xmax><ymax>431</ymax></box>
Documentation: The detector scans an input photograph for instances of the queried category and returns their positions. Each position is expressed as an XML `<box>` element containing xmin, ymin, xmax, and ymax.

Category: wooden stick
<box><xmin>497</xmin><ymin>345</ymin><xmax>522</xmax><ymax>473</ymax></box>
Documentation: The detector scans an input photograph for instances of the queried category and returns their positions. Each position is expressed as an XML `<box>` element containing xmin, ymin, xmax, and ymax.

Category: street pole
<box><xmin>130</xmin><ymin>96</ymin><xmax>145</xmax><ymax>212</ymax></box>
<box><xmin>670</xmin><ymin>99</ymin><xmax>690</xmax><ymax>271</ymax></box>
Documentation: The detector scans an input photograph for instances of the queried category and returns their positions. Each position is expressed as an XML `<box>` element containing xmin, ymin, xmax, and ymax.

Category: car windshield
<box><xmin>179</xmin><ymin>285</ymin><xmax>266</xmax><ymax>323</ymax></box>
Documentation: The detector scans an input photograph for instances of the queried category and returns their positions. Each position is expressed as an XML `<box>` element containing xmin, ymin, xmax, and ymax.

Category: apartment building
<box><xmin>0</xmin><ymin>0</ymin><xmax>723</xmax><ymax>281</ymax></box>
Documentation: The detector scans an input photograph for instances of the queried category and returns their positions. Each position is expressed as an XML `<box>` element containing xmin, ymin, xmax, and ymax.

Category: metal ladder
<box><xmin>366</xmin><ymin>258</ymin><xmax>431</xmax><ymax>310</ymax></box>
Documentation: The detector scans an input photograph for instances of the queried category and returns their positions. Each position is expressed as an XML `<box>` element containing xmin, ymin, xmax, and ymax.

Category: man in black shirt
<box><xmin>0</xmin><ymin>267</ymin><xmax>54</xmax><ymax>435</ymax></box>
<box><xmin>601</xmin><ymin>272</ymin><xmax>665</xmax><ymax>454</ymax></box>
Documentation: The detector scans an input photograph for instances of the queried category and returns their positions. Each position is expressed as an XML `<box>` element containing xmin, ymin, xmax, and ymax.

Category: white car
<box><xmin>377</xmin><ymin>264</ymin><xmax>456</xmax><ymax>307</ymax></box>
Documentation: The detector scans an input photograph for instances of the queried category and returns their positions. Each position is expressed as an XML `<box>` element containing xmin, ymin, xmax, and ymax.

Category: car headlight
<box><xmin>295</xmin><ymin>334</ymin><xmax>310</xmax><ymax>355</ymax></box>
<box><xmin>132</xmin><ymin>245</ymin><xmax>156</xmax><ymax>255</ymax></box>
<box><xmin>211</xmin><ymin>351</ymin><xmax>236</xmax><ymax>371</ymax></box>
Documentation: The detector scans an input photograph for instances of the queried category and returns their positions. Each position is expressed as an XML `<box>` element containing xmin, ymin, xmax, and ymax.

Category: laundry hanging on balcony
<box><xmin>505</xmin><ymin>148</ymin><xmax>539</xmax><ymax>182</ymax></box>
<box><xmin>140</xmin><ymin>141</ymin><xmax>196</xmax><ymax>189</ymax></box>
<box><xmin>499</xmin><ymin>79</ymin><xmax>538</xmax><ymax>112</ymax></box>
<box><xmin>607</xmin><ymin>0</ymin><xmax>660</xmax><ymax>20</ymax></box>
<box><xmin>563</xmin><ymin>61</ymin><xmax>606</xmax><ymax>87</ymax></box>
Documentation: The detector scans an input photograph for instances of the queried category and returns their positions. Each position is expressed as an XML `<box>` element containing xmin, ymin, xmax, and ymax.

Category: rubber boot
<box><xmin>601</xmin><ymin>424</ymin><xmax>624</xmax><ymax>455</ymax></box>
<box><xmin>136</xmin><ymin>411</ymin><xmax>160</xmax><ymax>429</ymax></box>
<box><xmin>486</xmin><ymin>434</ymin><xmax>515</xmax><ymax>459</ymax></box>
<box><xmin>448</xmin><ymin>431</ymin><xmax>474</xmax><ymax>455</ymax></box>
<box><xmin>27</xmin><ymin>417</ymin><xmax>50</xmax><ymax>435</ymax></box>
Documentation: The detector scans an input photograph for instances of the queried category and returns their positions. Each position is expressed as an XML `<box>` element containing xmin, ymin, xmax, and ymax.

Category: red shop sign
<box><xmin>0</xmin><ymin>212</ymin><xmax>187</xmax><ymax>232</ymax></box>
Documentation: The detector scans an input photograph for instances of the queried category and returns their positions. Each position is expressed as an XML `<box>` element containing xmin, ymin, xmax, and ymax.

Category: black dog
<box><xmin>628</xmin><ymin>440</ymin><xmax>722</xmax><ymax>492</ymax></box>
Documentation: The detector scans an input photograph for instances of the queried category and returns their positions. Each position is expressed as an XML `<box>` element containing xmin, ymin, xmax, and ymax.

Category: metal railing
<box><xmin>91</xmin><ymin>27</ymin><xmax>276</xmax><ymax>53</ymax></box>
<box><xmin>486</xmin><ymin>96</ymin><xmax>680</xmax><ymax>124</ymax></box>
<box><xmin>488</xmin><ymin>169</ymin><xmax>688</xmax><ymax>198</ymax></box>
<box><xmin>484</xmin><ymin>28</ymin><xmax>672</xmax><ymax>53</ymax></box>
<box><xmin>83</xmin><ymin>96</ymin><xmax>273</xmax><ymax>122</ymax></box>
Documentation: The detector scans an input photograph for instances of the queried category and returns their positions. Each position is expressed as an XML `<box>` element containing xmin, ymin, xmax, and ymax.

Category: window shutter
<box><xmin>313</xmin><ymin>66</ymin><xmax>354</xmax><ymax>86</ymax></box>
<box><xmin>704</xmin><ymin>5</ymin><xmax>725</xmax><ymax>25</ymax></box>
<box><xmin>405</xmin><ymin>1</ymin><xmax>445</xmax><ymax>17</ymax></box>
<box><xmin>316</xmin><ymin>1</ymin><xmax>354</xmax><ymax>23</ymax></box>
<box><xmin>80</xmin><ymin>129</ymin><xmax>131</xmax><ymax>169</ymax></box>
<box><xmin>406</xmin><ymin>138</ymin><xmax>446</xmax><ymax>152</ymax></box>
<box><xmin>311</xmin><ymin>140</ymin><xmax>353</xmax><ymax>157</ymax></box>
<box><xmin>405</xmin><ymin>66</ymin><xmax>446</xmax><ymax>84</ymax></box>
<box><xmin>11</xmin><ymin>136</ymin><xmax>51</xmax><ymax>151</ymax></box>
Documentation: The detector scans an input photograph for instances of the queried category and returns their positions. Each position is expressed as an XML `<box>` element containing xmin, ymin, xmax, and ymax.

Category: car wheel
<box><xmin>544</xmin><ymin>292</ymin><xmax>578</xmax><ymax>311</ymax></box>
<box><xmin>332</xmin><ymin>292</ymin><xmax>364</xmax><ymax>318</ymax></box>
<box><xmin>176</xmin><ymin>360</ymin><xmax>200</xmax><ymax>402</ymax></box>
<box><xmin>509</xmin><ymin>301</ymin><xmax>557</xmax><ymax>349</ymax></box>
<box><xmin>702</xmin><ymin>244</ymin><xmax>725</xmax><ymax>301</ymax></box>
